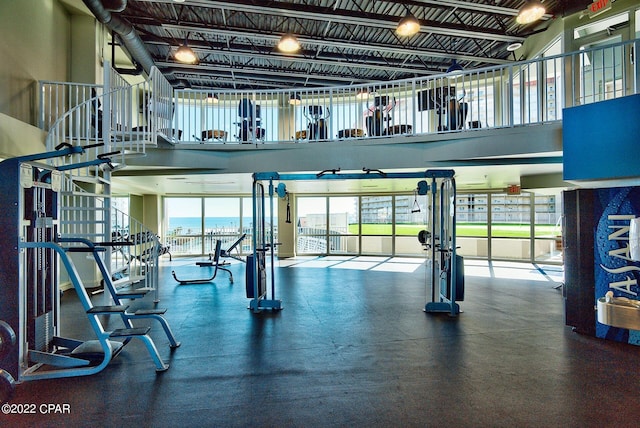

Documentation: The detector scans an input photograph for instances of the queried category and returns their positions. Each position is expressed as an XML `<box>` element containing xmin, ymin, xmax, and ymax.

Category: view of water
<box><xmin>168</xmin><ymin>217</ymin><xmax>255</xmax><ymax>235</ymax></box>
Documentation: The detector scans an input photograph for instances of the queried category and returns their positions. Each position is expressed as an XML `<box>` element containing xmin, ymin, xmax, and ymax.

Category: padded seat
<box><xmin>385</xmin><ymin>125</ymin><xmax>412</xmax><ymax>135</ymax></box>
<box><xmin>338</xmin><ymin>128</ymin><xmax>364</xmax><ymax>138</ymax></box>
<box><xmin>201</xmin><ymin>129</ymin><xmax>227</xmax><ymax>142</ymax></box>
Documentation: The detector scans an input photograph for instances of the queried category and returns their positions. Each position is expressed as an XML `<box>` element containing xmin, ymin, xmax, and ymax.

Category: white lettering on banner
<box><xmin>608</xmin><ymin>215</ymin><xmax>635</xmax><ymax>240</ymax></box>
<box><xmin>607</xmin><ymin>244</ymin><xmax>633</xmax><ymax>262</ymax></box>
<box><xmin>601</xmin><ymin>215</ymin><xmax>639</xmax><ymax>297</ymax></box>
<box><xmin>600</xmin><ymin>265</ymin><xmax>639</xmax><ymax>296</ymax></box>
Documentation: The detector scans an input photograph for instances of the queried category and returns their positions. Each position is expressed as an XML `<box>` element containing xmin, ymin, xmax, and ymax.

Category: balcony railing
<box><xmin>170</xmin><ymin>38</ymin><xmax>639</xmax><ymax>145</ymax></box>
<box><xmin>39</xmin><ymin>64</ymin><xmax>176</xmax><ymax>175</ymax></box>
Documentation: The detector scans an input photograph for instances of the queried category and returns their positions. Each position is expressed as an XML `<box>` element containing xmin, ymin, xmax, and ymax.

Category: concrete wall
<box><xmin>0</xmin><ymin>0</ymin><xmax>71</xmax><ymax>125</ymax></box>
<box><xmin>457</xmin><ymin>236</ymin><xmax>558</xmax><ymax>260</ymax></box>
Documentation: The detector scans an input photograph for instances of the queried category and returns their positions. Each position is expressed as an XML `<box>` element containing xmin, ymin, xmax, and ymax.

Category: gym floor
<box><xmin>4</xmin><ymin>256</ymin><xmax>640</xmax><ymax>427</ymax></box>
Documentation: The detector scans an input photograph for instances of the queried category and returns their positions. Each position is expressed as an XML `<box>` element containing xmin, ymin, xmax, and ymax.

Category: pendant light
<box><xmin>446</xmin><ymin>59</ymin><xmax>464</xmax><ymax>74</ymax></box>
<box><xmin>289</xmin><ymin>93</ymin><xmax>302</xmax><ymax>106</ymax></box>
<box><xmin>278</xmin><ymin>34</ymin><xmax>301</xmax><ymax>53</ymax></box>
<box><xmin>396</xmin><ymin>9</ymin><xmax>420</xmax><ymax>37</ymax></box>
<box><xmin>516</xmin><ymin>0</ymin><xmax>546</xmax><ymax>25</ymax></box>
<box><xmin>175</xmin><ymin>34</ymin><xmax>198</xmax><ymax>64</ymax></box>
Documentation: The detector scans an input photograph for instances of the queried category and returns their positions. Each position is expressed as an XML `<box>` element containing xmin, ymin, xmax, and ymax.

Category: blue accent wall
<box><xmin>563</xmin><ymin>94</ymin><xmax>640</xmax><ymax>181</ymax></box>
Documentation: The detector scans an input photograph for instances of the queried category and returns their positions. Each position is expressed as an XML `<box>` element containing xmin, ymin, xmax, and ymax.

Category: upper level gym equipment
<box><xmin>236</xmin><ymin>98</ymin><xmax>265</xmax><ymax>143</ymax></box>
<box><xmin>303</xmin><ymin>105</ymin><xmax>331</xmax><ymax>141</ymax></box>
<box><xmin>366</xmin><ymin>96</ymin><xmax>396</xmax><ymax>137</ymax></box>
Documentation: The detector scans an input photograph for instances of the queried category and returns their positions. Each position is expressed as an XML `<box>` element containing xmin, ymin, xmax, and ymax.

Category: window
<box><xmin>394</xmin><ymin>194</ymin><xmax>427</xmax><ymax>256</ymax></box>
<box><xmin>204</xmin><ymin>198</ymin><xmax>242</xmax><ymax>255</ymax></box>
<box><xmin>289</xmin><ymin>191</ymin><xmax>560</xmax><ymax>263</ymax></box>
<box><xmin>296</xmin><ymin>197</ymin><xmax>327</xmax><ymax>254</ymax></box>
<box><xmin>329</xmin><ymin>196</ymin><xmax>359</xmax><ymax>254</ymax></box>
<box><xmin>165</xmin><ymin>197</ymin><xmax>203</xmax><ymax>255</ymax></box>
<box><xmin>164</xmin><ymin>196</ymin><xmax>255</xmax><ymax>256</ymax></box>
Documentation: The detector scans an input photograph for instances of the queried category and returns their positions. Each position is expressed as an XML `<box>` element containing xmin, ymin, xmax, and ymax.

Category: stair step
<box><xmin>116</xmin><ymin>287</ymin><xmax>153</xmax><ymax>298</ymax></box>
<box><xmin>113</xmin><ymin>276</ymin><xmax>144</xmax><ymax>288</ymax></box>
<box><xmin>87</xmin><ymin>305</ymin><xmax>129</xmax><ymax>314</ymax></box>
<box><xmin>134</xmin><ymin>308</ymin><xmax>167</xmax><ymax>316</ymax></box>
<box><xmin>109</xmin><ymin>327</ymin><xmax>151</xmax><ymax>337</ymax></box>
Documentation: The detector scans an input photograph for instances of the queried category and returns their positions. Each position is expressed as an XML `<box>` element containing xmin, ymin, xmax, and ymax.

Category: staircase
<box><xmin>38</xmin><ymin>62</ymin><xmax>175</xmax><ymax>300</ymax></box>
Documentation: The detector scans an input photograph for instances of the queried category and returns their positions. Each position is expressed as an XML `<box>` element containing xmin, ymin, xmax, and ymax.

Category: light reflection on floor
<box><xmin>169</xmin><ymin>255</ymin><xmax>564</xmax><ymax>283</ymax></box>
<box><xmin>278</xmin><ymin>256</ymin><xmax>565</xmax><ymax>283</ymax></box>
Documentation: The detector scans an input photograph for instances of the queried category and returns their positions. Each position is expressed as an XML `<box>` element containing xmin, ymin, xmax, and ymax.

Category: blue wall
<box><xmin>563</xmin><ymin>94</ymin><xmax>640</xmax><ymax>181</ymax></box>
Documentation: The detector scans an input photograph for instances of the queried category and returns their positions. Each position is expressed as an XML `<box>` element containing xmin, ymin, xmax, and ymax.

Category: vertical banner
<box><xmin>594</xmin><ymin>186</ymin><xmax>640</xmax><ymax>345</ymax></box>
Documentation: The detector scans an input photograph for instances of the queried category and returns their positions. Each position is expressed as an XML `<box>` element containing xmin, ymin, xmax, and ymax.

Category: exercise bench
<box><xmin>173</xmin><ymin>240</ymin><xmax>234</xmax><ymax>284</ymax></box>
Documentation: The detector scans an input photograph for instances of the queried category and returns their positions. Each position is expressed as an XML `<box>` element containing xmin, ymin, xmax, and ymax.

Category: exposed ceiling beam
<box><xmin>158</xmin><ymin>61</ymin><xmax>369</xmax><ymax>84</ymax></box>
<box><xmin>131</xmin><ymin>0</ymin><xmax>525</xmax><ymax>43</ymax></box>
<box><xmin>136</xmin><ymin>0</ymin><xmax>538</xmax><ymax>19</ymax></box>
<box><xmin>143</xmin><ymin>39</ymin><xmax>444</xmax><ymax>75</ymax></box>
<box><xmin>159</xmin><ymin>24</ymin><xmax>513</xmax><ymax>65</ymax></box>
<box><xmin>415</xmin><ymin>0</ymin><xmax>551</xmax><ymax>19</ymax></box>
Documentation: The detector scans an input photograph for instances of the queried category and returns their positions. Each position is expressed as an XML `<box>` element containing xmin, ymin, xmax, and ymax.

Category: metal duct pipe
<box><xmin>102</xmin><ymin>0</ymin><xmax>127</xmax><ymax>12</ymax></box>
<box><xmin>82</xmin><ymin>0</ymin><xmax>155</xmax><ymax>75</ymax></box>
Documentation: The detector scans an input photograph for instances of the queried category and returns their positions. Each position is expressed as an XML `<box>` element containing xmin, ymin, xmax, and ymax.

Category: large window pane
<box><xmin>242</xmin><ymin>195</ymin><xmax>277</xmax><ymax>253</ymax></box>
<box><xmin>361</xmin><ymin>195</ymin><xmax>392</xmax><ymax>255</ymax></box>
<box><xmin>394</xmin><ymin>194</ymin><xmax>427</xmax><ymax>256</ymax></box>
<box><xmin>490</xmin><ymin>193</ymin><xmax>531</xmax><ymax>262</ymax></box>
<box><xmin>394</xmin><ymin>195</ymin><xmax>427</xmax><ymax>235</ymax></box>
<box><xmin>204</xmin><ymin>197</ymin><xmax>241</xmax><ymax>255</ymax></box>
<box><xmin>242</xmin><ymin>197</ymin><xmax>255</xmax><ymax>253</ymax></box>
<box><xmin>491</xmin><ymin>194</ymin><xmax>531</xmax><ymax>238</ymax></box>
<box><xmin>297</xmin><ymin>197</ymin><xmax>327</xmax><ymax>254</ymax></box>
<box><xmin>456</xmin><ymin>193</ymin><xmax>488</xmax><ymax>258</ymax></box>
<box><xmin>361</xmin><ymin>196</ymin><xmax>392</xmax><ymax>235</ymax></box>
<box><xmin>165</xmin><ymin>197</ymin><xmax>203</xmax><ymax>255</ymax></box>
<box><xmin>534</xmin><ymin>193</ymin><xmax>563</xmax><ymax>263</ymax></box>
<box><xmin>166</xmin><ymin>198</ymin><xmax>202</xmax><ymax>235</ymax></box>
<box><xmin>329</xmin><ymin>196</ymin><xmax>359</xmax><ymax>254</ymax></box>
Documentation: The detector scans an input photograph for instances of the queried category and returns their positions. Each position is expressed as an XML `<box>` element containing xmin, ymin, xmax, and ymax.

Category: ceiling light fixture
<box><xmin>175</xmin><ymin>34</ymin><xmax>198</xmax><ymax>64</ymax></box>
<box><xmin>506</xmin><ymin>42</ymin><xmax>523</xmax><ymax>60</ymax></box>
<box><xmin>278</xmin><ymin>34</ymin><xmax>301</xmax><ymax>53</ymax></box>
<box><xmin>289</xmin><ymin>93</ymin><xmax>301</xmax><ymax>106</ymax></box>
<box><xmin>446</xmin><ymin>59</ymin><xmax>464</xmax><ymax>74</ymax></box>
<box><xmin>516</xmin><ymin>0</ymin><xmax>546</xmax><ymax>25</ymax></box>
<box><xmin>396</xmin><ymin>11</ymin><xmax>421</xmax><ymax>37</ymax></box>
<box><xmin>507</xmin><ymin>42</ymin><xmax>523</xmax><ymax>52</ymax></box>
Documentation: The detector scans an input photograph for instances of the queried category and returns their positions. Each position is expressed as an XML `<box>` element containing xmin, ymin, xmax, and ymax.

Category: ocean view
<box><xmin>168</xmin><ymin>217</ymin><xmax>257</xmax><ymax>235</ymax></box>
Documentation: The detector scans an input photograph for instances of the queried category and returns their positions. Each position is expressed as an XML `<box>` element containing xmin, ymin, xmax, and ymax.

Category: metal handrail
<box><xmin>170</xmin><ymin>37</ymin><xmax>639</xmax><ymax>145</ymax></box>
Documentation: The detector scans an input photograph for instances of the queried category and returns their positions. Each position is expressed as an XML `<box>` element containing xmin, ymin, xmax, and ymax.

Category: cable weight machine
<box><xmin>247</xmin><ymin>169</ymin><xmax>463</xmax><ymax>316</ymax></box>
<box><xmin>246</xmin><ymin>174</ymin><xmax>283</xmax><ymax>312</ymax></box>
<box><xmin>0</xmin><ymin>144</ymin><xmax>173</xmax><ymax>402</ymax></box>
<box><xmin>419</xmin><ymin>171</ymin><xmax>464</xmax><ymax>316</ymax></box>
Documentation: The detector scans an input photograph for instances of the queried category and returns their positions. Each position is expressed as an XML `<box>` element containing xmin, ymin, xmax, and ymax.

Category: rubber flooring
<box><xmin>3</xmin><ymin>257</ymin><xmax>640</xmax><ymax>427</ymax></box>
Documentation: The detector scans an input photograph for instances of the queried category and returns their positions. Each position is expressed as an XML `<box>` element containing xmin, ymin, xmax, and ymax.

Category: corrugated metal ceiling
<box><xmin>108</xmin><ymin>0</ymin><xmax>591</xmax><ymax>90</ymax></box>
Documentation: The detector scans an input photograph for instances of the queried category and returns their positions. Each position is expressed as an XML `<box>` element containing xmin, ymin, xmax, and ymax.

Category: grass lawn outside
<box><xmin>348</xmin><ymin>223</ymin><xmax>560</xmax><ymax>238</ymax></box>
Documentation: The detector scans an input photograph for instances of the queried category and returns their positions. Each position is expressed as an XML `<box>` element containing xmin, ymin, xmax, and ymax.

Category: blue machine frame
<box><xmin>422</xmin><ymin>172</ymin><xmax>462</xmax><ymax>316</ymax></box>
<box><xmin>248</xmin><ymin>168</ymin><xmax>461</xmax><ymax>316</ymax></box>
<box><xmin>0</xmin><ymin>145</ymin><xmax>174</xmax><ymax>402</ymax></box>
